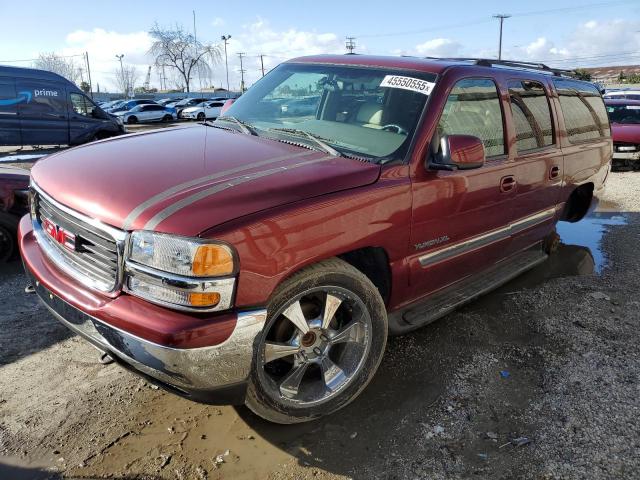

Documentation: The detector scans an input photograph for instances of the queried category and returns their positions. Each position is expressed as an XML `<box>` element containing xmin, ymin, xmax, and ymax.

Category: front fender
<box><xmin>202</xmin><ymin>165</ymin><xmax>412</xmax><ymax>309</ymax></box>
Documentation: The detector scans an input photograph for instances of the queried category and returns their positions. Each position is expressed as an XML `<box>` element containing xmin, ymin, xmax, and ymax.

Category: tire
<box><xmin>197</xmin><ymin>112</ymin><xmax>206</xmax><ymax>121</ymax></box>
<box><xmin>245</xmin><ymin>258</ymin><xmax>388</xmax><ymax>424</ymax></box>
<box><xmin>127</xmin><ymin>116</ymin><xmax>138</xmax><ymax>124</ymax></box>
<box><xmin>0</xmin><ymin>215</ymin><xmax>18</xmax><ymax>263</ymax></box>
<box><xmin>162</xmin><ymin>115</ymin><xmax>172</xmax><ymax>123</ymax></box>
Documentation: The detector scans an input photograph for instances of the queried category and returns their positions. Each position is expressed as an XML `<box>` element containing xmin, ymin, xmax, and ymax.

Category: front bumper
<box><xmin>19</xmin><ymin>216</ymin><xmax>267</xmax><ymax>403</ymax></box>
<box><xmin>612</xmin><ymin>152</ymin><xmax>640</xmax><ymax>160</ymax></box>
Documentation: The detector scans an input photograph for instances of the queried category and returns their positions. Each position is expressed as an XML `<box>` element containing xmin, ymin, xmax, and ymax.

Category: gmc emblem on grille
<box><xmin>42</xmin><ymin>217</ymin><xmax>77</xmax><ymax>251</ymax></box>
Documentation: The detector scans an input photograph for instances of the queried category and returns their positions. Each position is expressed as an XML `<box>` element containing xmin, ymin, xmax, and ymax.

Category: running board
<box><xmin>388</xmin><ymin>248</ymin><xmax>548</xmax><ymax>335</ymax></box>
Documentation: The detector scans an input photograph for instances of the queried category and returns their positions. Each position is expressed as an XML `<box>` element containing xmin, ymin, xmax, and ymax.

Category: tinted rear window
<box><xmin>553</xmin><ymin>79</ymin><xmax>610</xmax><ymax>143</ymax></box>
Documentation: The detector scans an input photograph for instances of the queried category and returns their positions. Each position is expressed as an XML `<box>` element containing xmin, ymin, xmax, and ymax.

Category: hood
<box><xmin>31</xmin><ymin>126</ymin><xmax>381</xmax><ymax>236</ymax></box>
<box><xmin>182</xmin><ymin>106</ymin><xmax>201</xmax><ymax>113</ymax></box>
<box><xmin>611</xmin><ymin>123</ymin><xmax>640</xmax><ymax>144</ymax></box>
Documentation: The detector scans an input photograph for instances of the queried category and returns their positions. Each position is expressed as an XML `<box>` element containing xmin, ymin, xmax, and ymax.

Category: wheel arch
<box><xmin>272</xmin><ymin>246</ymin><xmax>393</xmax><ymax>307</ymax></box>
<box><xmin>560</xmin><ymin>182</ymin><xmax>594</xmax><ymax>223</ymax></box>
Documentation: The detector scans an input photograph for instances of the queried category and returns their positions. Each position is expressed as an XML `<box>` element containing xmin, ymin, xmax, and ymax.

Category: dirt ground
<box><xmin>0</xmin><ymin>172</ymin><xmax>638</xmax><ymax>480</ymax></box>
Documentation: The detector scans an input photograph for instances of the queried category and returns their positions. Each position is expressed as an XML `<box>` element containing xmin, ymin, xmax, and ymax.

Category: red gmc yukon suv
<box><xmin>19</xmin><ymin>56</ymin><xmax>611</xmax><ymax>423</ymax></box>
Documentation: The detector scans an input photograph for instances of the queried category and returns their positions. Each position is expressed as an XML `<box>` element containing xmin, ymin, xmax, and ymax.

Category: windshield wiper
<box><xmin>214</xmin><ymin>116</ymin><xmax>258</xmax><ymax>136</ymax></box>
<box><xmin>268</xmin><ymin>127</ymin><xmax>340</xmax><ymax>156</ymax></box>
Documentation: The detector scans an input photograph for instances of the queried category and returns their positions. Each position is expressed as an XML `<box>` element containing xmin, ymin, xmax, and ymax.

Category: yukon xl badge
<box><xmin>415</xmin><ymin>235</ymin><xmax>450</xmax><ymax>251</ymax></box>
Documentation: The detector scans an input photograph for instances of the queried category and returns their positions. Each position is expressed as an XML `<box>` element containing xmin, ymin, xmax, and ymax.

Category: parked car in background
<box><xmin>280</xmin><ymin>96</ymin><xmax>320</xmax><ymax>116</ymax></box>
<box><xmin>106</xmin><ymin>99</ymin><xmax>159</xmax><ymax>114</ymax></box>
<box><xmin>604</xmin><ymin>89</ymin><xmax>640</xmax><ymax>101</ymax></box>
<box><xmin>20</xmin><ymin>55</ymin><xmax>611</xmax><ymax>424</ymax></box>
<box><xmin>158</xmin><ymin>98</ymin><xmax>184</xmax><ymax>106</ymax></box>
<box><xmin>605</xmin><ymin>98</ymin><xmax>640</xmax><ymax>169</ymax></box>
<box><xmin>99</xmin><ymin>99</ymin><xmax>126</xmax><ymax>110</ymax></box>
<box><xmin>113</xmin><ymin>104</ymin><xmax>176</xmax><ymax>124</ymax></box>
<box><xmin>0</xmin><ymin>166</ymin><xmax>29</xmax><ymax>261</ymax></box>
<box><xmin>181</xmin><ymin>100</ymin><xmax>225</xmax><ymax>120</ymax></box>
<box><xmin>0</xmin><ymin>66</ymin><xmax>124</xmax><ymax>146</ymax></box>
<box><xmin>172</xmin><ymin>97</ymin><xmax>211</xmax><ymax>118</ymax></box>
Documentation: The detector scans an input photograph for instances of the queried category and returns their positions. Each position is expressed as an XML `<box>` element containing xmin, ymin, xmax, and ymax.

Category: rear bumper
<box><xmin>19</xmin><ymin>215</ymin><xmax>267</xmax><ymax>403</ymax></box>
<box><xmin>612</xmin><ymin>152</ymin><xmax>640</xmax><ymax>169</ymax></box>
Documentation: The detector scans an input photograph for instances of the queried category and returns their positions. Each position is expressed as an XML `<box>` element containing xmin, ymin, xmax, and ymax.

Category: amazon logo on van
<box><xmin>0</xmin><ymin>91</ymin><xmax>32</xmax><ymax>106</ymax></box>
<box><xmin>0</xmin><ymin>89</ymin><xmax>60</xmax><ymax>107</ymax></box>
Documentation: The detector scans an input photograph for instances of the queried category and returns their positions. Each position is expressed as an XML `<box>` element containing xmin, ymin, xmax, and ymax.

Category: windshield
<box><xmin>607</xmin><ymin>104</ymin><xmax>640</xmax><ymax>124</ymax></box>
<box><xmin>221</xmin><ymin>63</ymin><xmax>436</xmax><ymax>162</ymax></box>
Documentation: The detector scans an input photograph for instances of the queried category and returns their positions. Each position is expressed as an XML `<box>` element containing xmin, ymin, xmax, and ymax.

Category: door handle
<box><xmin>500</xmin><ymin>175</ymin><xmax>516</xmax><ymax>193</ymax></box>
<box><xmin>549</xmin><ymin>165</ymin><xmax>560</xmax><ymax>179</ymax></box>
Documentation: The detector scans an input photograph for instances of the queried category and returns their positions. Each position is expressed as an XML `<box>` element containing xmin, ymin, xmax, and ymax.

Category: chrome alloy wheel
<box><xmin>257</xmin><ymin>286</ymin><xmax>372</xmax><ymax>406</ymax></box>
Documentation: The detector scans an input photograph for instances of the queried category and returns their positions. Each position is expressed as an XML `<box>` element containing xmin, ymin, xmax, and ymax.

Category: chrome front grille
<box><xmin>32</xmin><ymin>186</ymin><xmax>126</xmax><ymax>295</ymax></box>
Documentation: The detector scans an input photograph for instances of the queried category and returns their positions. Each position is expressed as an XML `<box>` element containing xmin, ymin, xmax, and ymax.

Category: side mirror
<box><xmin>428</xmin><ymin>134</ymin><xmax>486</xmax><ymax>171</ymax></box>
<box><xmin>220</xmin><ymin>99</ymin><xmax>235</xmax><ymax>116</ymax></box>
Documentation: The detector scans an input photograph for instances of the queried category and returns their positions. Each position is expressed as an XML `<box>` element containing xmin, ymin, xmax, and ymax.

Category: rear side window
<box><xmin>438</xmin><ymin>78</ymin><xmax>505</xmax><ymax>157</ymax></box>
<box><xmin>508</xmin><ymin>80</ymin><xmax>554</xmax><ymax>152</ymax></box>
<box><xmin>553</xmin><ymin>79</ymin><xmax>610</xmax><ymax>143</ymax></box>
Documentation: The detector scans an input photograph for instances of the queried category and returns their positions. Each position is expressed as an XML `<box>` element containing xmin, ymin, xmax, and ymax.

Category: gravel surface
<box><xmin>0</xmin><ymin>172</ymin><xmax>638</xmax><ymax>479</ymax></box>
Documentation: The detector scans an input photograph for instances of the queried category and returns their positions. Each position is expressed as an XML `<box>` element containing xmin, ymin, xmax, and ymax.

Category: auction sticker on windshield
<box><xmin>380</xmin><ymin>75</ymin><xmax>435</xmax><ymax>95</ymax></box>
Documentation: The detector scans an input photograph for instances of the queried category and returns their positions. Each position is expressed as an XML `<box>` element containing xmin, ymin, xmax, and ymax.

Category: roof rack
<box><xmin>424</xmin><ymin>57</ymin><xmax>575</xmax><ymax>77</ymax></box>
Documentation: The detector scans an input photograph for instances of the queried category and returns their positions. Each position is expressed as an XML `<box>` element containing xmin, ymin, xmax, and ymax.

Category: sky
<box><xmin>1</xmin><ymin>0</ymin><xmax>639</xmax><ymax>93</ymax></box>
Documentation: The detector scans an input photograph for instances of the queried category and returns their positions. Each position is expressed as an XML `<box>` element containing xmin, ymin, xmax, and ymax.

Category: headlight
<box><xmin>125</xmin><ymin>231</ymin><xmax>236</xmax><ymax>311</ymax></box>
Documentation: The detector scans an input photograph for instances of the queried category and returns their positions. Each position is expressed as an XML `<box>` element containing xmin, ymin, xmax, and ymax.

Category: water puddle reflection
<box><xmin>556</xmin><ymin>212</ymin><xmax>628</xmax><ymax>273</ymax></box>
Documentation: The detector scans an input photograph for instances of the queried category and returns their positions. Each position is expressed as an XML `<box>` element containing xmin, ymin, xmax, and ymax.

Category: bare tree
<box><xmin>113</xmin><ymin>65</ymin><xmax>140</xmax><ymax>97</ymax></box>
<box><xmin>33</xmin><ymin>52</ymin><xmax>81</xmax><ymax>84</ymax></box>
<box><xmin>148</xmin><ymin>23</ymin><xmax>220</xmax><ymax>92</ymax></box>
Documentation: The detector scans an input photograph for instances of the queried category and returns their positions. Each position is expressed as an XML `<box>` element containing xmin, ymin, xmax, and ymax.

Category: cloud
<box><xmin>210</xmin><ymin>18</ymin><xmax>344</xmax><ymax>90</ymax></box>
<box><xmin>509</xmin><ymin>19</ymin><xmax>640</xmax><ymax>67</ymax></box>
<box><xmin>392</xmin><ymin>38</ymin><xmax>462</xmax><ymax>58</ymax></box>
<box><xmin>212</xmin><ymin>17</ymin><xmax>225</xmax><ymax>27</ymax></box>
<box><xmin>61</xmin><ymin>28</ymin><xmax>153</xmax><ymax>91</ymax></box>
<box><xmin>414</xmin><ymin>38</ymin><xmax>462</xmax><ymax>57</ymax></box>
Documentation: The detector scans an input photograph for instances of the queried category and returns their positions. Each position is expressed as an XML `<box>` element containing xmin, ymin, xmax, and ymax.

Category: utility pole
<box><xmin>237</xmin><ymin>52</ymin><xmax>246</xmax><ymax>92</ymax></box>
<box><xmin>193</xmin><ymin>10</ymin><xmax>203</xmax><ymax>92</ymax></box>
<box><xmin>492</xmin><ymin>14</ymin><xmax>511</xmax><ymax>60</ymax></box>
<box><xmin>259</xmin><ymin>54</ymin><xmax>265</xmax><ymax>77</ymax></box>
<box><xmin>85</xmin><ymin>51</ymin><xmax>93</xmax><ymax>99</ymax></box>
<box><xmin>346</xmin><ymin>37</ymin><xmax>356</xmax><ymax>54</ymax></box>
<box><xmin>115</xmin><ymin>54</ymin><xmax>125</xmax><ymax>96</ymax></box>
<box><xmin>221</xmin><ymin>35</ymin><xmax>231</xmax><ymax>91</ymax></box>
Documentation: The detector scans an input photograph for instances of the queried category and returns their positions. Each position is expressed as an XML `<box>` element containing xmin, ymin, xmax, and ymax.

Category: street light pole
<box><xmin>115</xmin><ymin>54</ymin><xmax>125</xmax><ymax>96</ymax></box>
<box><xmin>493</xmin><ymin>14</ymin><xmax>511</xmax><ymax>60</ymax></box>
<box><xmin>221</xmin><ymin>35</ymin><xmax>231</xmax><ymax>91</ymax></box>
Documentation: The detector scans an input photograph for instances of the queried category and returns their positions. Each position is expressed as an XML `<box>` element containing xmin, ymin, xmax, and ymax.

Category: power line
<box><xmin>510</xmin><ymin>0</ymin><xmax>637</xmax><ymax>18</ymax></box>
<box><xmin>355</xmin><ymin>0</ymin><xmax>637</xmax><ymax>39</ymax></box>
<box><xmin>0</xmin><ymin>53</ymin><xmax>84</xmax><ymax>63</ymax></box>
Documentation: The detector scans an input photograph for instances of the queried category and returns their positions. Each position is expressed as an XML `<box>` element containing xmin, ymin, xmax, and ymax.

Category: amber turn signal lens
<box><xmin>189</xmin><ymin>292</ymin><xmax>221</xmax><ymax>307</ymax></box>
<box><xmin>191</xmin><ymin>245</ymin><xmax>234</xmax><ymax>277</ymax></box>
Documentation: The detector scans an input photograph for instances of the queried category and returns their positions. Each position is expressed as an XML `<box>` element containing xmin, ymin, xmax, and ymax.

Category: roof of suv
<box><xmin>287</xmin><ymin>54</ymin><xmax>577</xmax><ymax>79</ymax></box>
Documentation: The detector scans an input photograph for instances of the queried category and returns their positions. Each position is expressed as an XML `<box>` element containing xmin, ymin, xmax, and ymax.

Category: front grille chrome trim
<box><xmin>31</xmin><ymin>182</ymin><xmax>127</xmax><ymax>297</ymax></box>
